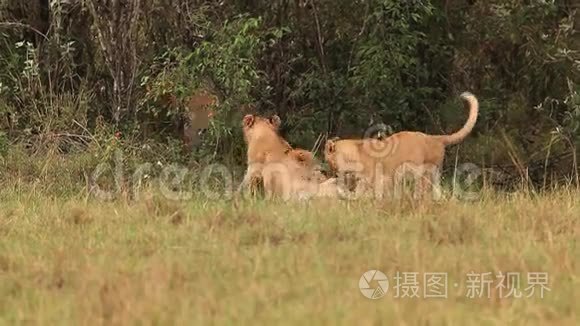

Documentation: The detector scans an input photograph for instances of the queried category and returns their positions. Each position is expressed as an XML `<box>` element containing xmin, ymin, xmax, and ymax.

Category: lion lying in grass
<box><xmin>237</xmin><ymin>113</ymin><xmax>339</xmax><ymax>200</ymax></box>
<box><xmin>324</xmin><ymin>92</ymin><xmax>479</xmax><ymax>200</ymax></box>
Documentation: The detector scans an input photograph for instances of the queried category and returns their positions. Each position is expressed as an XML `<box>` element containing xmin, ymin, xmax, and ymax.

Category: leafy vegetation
<box><xmin>0</xmin><ymin>0</ymin><xmax>578</xmax><ymax>188</ymax></box>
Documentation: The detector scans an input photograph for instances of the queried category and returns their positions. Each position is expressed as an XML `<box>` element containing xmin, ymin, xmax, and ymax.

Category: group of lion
<box><xmin>236</xmin><ymin>92</ymin><xmax>479</xmax><ymax>202</ymax></box>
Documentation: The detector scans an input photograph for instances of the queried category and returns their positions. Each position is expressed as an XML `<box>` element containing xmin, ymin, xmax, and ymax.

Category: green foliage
<box><xmin>137</xmin><ymin>14</ymin><xmax>268</xmax><ymax>163</ymax></box>
<box><xmin>348</xmin><ymin>0</ymin><xmax>438</xmax><ymax>128</ymax></box>
<box><xmin>193</xmin><ymin>15</ymin><xmax>264</xmax><ymax>99</ymax></box>
<box><xmin>0</xmin><ymin>0</ymin><xmax>578</xmax><ymax>187</ymax></box>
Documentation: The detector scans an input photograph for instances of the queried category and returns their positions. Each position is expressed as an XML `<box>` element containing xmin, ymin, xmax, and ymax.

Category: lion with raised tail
<box><xmin>324</xmin><ymin>92</ymin><xmax>479</xmax><ymax>200</ymax></box>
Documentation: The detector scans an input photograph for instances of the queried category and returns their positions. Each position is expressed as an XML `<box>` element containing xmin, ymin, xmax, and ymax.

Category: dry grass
<box><xmin>0</xmin><ymin>189</ymin><xmax>578</xmax><ymax>325</ymax></box>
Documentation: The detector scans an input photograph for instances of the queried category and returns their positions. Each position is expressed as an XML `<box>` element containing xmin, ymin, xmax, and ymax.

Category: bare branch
<box><xmin>0</xmin><ymin>22</ymin><xmax>49</xmax><ymax>41</ymax></box>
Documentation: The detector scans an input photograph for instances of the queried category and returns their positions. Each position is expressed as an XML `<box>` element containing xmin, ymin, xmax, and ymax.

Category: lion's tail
<box><xmin>434</xmin><ymin>92</ymin><xmax>479</xmax><ymax>146</ymax></box>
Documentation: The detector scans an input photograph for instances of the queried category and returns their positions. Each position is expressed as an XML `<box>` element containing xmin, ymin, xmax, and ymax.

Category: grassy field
<box><xmin>0</xmin><ymin>187</ymin><xmax>578</xmax><ymax>325</ymax></box>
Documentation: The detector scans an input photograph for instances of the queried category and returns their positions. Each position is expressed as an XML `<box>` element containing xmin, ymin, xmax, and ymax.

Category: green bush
<box><xmin>0</xmin><ymin>0</ymin><xmax>578</xmax><ymax>189</ymax></box>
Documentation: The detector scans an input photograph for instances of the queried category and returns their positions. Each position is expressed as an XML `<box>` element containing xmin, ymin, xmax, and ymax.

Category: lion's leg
<box><xmin>382</xmin><ymin>173</ymin><xmax>394</xmax><ymax>201</ymax></box>
<box><xmin>236</xmin><ymin>163</ymin><xmax>263</xmax><ymax>197</ymax></box>
<box><xmin>261</xmin><ymin>161</ymin><xmax>292</xmax><ymax>201</ymax></box>
<box><xmin>427</xmin><ymin>164</ymin><xmax>442</xmax><ymax>201</ymax></box>
<box><xmin>417</xmin><ymin>164</ymin><xmax>441</xmax><ymax>202</ymax></box>
<box><xmin>249</xmin><ymin>175</ymin><xmax>264</xmax><ymax>197</ymax></box>
<box><xmin>371</xmin><ymin>162</ymin><xmax>386</xmax><ymax>200</ymax></box>
<box><xmin>263</xmin><ymin>172</ymin><xmax>275</xmax><ymax>200</ymax></box>
<box><xmin>336</xmin><ymin>171</ymin><xmax>362</xmax><ymax>200</ymax></box>
<box><xmin>417</xmin><ymin>172</ymin><xmax>430</xmax><ymax>202</ymax></box>
<box><xmin>412</xmin><ymin>165</ymin><xmax>428</xmax><ymax>202</ymax></box>
<box><xmin>392</xmin><ymin>162</ymin><xmax>412</xmax><ymax>201</ymax></box>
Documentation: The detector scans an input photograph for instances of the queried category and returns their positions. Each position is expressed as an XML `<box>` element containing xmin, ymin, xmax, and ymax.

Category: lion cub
<box><xmin>238</xmin><ymin>114</ymin><xmax>327</xmax><ymax>200</ymax></box>
<box><xmin>324</xmin><ymin>92</ymin><xmax>479</xmax><ymax>200</ymax></box>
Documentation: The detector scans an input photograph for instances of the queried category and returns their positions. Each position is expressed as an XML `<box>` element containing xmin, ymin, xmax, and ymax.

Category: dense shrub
<box><xmin>0</xmin><ymin>0</ymin><xmax>578</xmax><ymax>188</ymax></box>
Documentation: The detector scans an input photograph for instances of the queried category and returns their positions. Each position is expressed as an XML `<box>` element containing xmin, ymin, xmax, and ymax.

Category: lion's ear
<box><xmin>293</xmin><ymin>149</ymin><xmax>313</xmax><ymax>163</ymax></box>
<box><xmin>325</xmin><ymin>139</ymin><xmax>336</xmax><ymax>153</ymax></box>
<box><xmin>243</xmin><ymin>114</ymin><xmax>255</xmax><ymax>128</ymax></box>
<box><xmin>293</xmin><ymin>152</ymin><xmax>305</xmax><ymax>162</ymax></box>
<box><xmin>269</xmin><ymin>115</ymin><xmax>281</xmax><ymax>129</ymax></box>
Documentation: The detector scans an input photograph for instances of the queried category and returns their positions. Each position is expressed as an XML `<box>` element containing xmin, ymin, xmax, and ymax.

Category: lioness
<box><xmin>324</xmin><ymin>92</ymin><xmax>479</xmax><ymax>200</ymax></box>
<box><xmin>237</xmin><ymin>114</ymin><xmax>327</xmax><ymax>200</ymax></box>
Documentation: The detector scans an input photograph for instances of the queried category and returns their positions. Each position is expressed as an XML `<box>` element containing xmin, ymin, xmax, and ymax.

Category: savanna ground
<box><xmin>0</xmin><ymin>183</ymin><xmax>578</xmax><ymax>325</ymax></box>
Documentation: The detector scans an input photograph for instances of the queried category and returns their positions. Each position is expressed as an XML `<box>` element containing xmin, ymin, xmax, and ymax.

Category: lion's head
<box><xmin>323</xmin><ymin>137</ymin><xmax>341</xmax><ymax>174</ymax></box>
<box><xmin>242</xmin><ymin>114</ymin><xmax>282</xmax><ymax>141</ymax></box>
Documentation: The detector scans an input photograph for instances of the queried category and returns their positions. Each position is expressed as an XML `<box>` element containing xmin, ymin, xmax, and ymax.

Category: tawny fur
<box><xmin>237</xmin><ymin>114</ymin><xmax>332</xmax><ymax>200</ymax></box>
<box><xmin>181</xmin><ymin>90</ymin><xmax>218</xmax><ymax>150</ymax></box>
<box><xmin>267</xmin><ymin>115</ymin><xmax>315</xmax><ymax>167</ymax></box>
<box><xmin>324</xmin><ymin>92</ymin><xmax>479</xmax><ymax>200</ymax></box>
